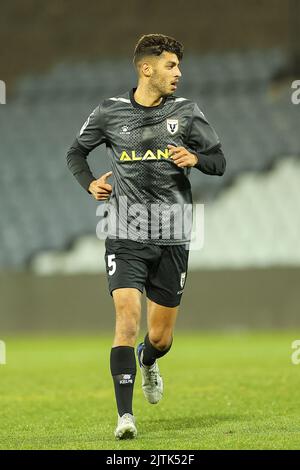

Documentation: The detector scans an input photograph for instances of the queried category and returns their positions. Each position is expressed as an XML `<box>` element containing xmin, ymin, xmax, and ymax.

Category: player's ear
<box><xmin>141</xmin><ymin>62</ymin><xmax>152</xmax><ymax>78</ymax></box>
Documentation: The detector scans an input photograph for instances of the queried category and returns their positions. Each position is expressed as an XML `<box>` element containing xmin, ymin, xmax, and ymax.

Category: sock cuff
<box><xmin>144</xmin><ymin>333</ymin><xmax>173</xmax><ymax>359</ymax></box>
<box><xmin>110</xmin><ymin>346</ymin><xmax>136</xmax><ymax>376</ymax></box>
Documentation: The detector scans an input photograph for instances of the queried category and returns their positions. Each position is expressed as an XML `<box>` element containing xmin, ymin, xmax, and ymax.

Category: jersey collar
<box><xmin>129</xmin><ymin>87</ymin><xmax>167</xmax><ymax>110</ymax></box>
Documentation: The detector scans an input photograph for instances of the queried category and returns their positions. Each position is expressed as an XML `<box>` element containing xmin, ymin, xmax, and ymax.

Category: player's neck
<box><xmin>134</xmin><ymin>84</ymin><xmax>163</xmax><ymax>108</ymax></box>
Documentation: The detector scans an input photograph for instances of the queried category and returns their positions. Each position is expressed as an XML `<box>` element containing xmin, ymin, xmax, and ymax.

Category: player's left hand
<box><xmin>167</xmin><ymin>145</ymin><xmax>198</xmax><ymax>168</ymax></box>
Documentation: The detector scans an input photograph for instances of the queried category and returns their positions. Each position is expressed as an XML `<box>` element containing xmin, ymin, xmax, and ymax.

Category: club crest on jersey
<box><xmin>167</xmin><ymin>119</ymin><xmax>179</xmax><ymax>135</ymax></box>
<box><xmin>180</xmin><ymin>272</ymin><xmax>186</xmax><ymax>288</ymax></box>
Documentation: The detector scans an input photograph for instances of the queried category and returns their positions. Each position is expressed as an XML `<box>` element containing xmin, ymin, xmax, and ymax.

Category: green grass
<box><xmin>0</xmin><ymin>331</ymin><xmax>300</xmax><ymax>450</ymax></box>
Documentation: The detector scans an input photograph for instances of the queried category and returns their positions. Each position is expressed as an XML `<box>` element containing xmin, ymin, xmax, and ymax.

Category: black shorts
<box><xmin>104</xmin><ymin>237</ymin><xmax>190</xmax><ymax>308</ymax></box>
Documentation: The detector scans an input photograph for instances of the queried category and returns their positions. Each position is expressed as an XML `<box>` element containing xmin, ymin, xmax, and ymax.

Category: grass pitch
<box><xmin>0</xmin><ymin>331</ymin><xmax>300</xmax><ymax>450</ymax></box>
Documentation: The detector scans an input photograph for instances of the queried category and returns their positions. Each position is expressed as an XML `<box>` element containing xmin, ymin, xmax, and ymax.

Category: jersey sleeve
<box><xmin>185</xmin><ymin>103</ymin><xmax>226</xmax><ymax>176</ymax></box>
<box><xmin>185</xmin><ymin>103</ymin><xmax>220</xmax><ymax>153</ymax></box>
<box><xmin>66</xmin><ymin>104</ymin><xmax>107</xmax><ymax>193</ymax></box>
<box><xmin>76</xmin><ymin>104</ymin><xmax>107</xmax><ymax>150</ymax></box>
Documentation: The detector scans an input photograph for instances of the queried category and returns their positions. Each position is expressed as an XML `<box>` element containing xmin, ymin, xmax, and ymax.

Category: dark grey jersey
<box><xmin>69</xmin><ymin>87</ymin><xmax>225</xmax><ymax>245</ymax></box>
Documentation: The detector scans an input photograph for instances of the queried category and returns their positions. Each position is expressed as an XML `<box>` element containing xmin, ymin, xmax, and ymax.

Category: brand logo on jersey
<box><xmin>119</xmin><ymin>149</ymin><xmax>170</xmax><ymax>161</ymax></box>
<box><xmin>167</xmin><ymin>119</ymin><xmax>179</xmax><ymax>135</ymax></box>
<box><xmin>180</xmin><ymin>272</ymin><xmax>186</xmax><ymax>288</ymax></box>
<box><xmin>120</xmin><ymin>125</ymin><xmax>131</xmax><ymax>135</ymax></box>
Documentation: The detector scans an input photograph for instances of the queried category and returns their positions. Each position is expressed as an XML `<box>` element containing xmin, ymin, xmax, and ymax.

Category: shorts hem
<box><xmin>110</xmin><ymin>285</ymin><xmax>144</xmax><ymax>296</ymax></box>
<box><xmin>146</xmin><ymin>292</ymin><xmax>181</xmax><ymax>308</ymax></box>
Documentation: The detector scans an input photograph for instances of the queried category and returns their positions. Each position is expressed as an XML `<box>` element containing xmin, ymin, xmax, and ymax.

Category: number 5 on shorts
<box><xmin>108</xmin><ymin>254</ymin><xmax>116</xmax><ymax>275</ymax></box>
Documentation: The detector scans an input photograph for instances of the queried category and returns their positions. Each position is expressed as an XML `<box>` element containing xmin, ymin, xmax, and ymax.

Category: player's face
<box><xmin>150</xmin><ymin>52</ymin><xmax>182</xmax><ymax>96</ymax></box>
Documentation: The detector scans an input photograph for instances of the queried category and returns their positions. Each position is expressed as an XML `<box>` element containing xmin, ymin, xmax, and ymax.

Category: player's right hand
<box><xmin>88</xmin><ymin>171</ymin><xmax>113</xmax><ymax>201</ymax></box>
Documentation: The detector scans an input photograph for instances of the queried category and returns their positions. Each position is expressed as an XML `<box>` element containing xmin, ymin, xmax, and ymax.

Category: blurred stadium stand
<box><xmin>0</xmin><ymin>48</ymin><xmax>299</xmax><ymax>270</ymax></box>
<box><xmin>1</xmin><ymin>0</ymin><xmax>300</xmax><ymax>332</ymax></box>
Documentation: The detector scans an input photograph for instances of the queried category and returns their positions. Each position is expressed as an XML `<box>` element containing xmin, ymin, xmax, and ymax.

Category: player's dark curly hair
<box><xmin>133</xmin><ymin>34</ymin><xmax>184</xmax><ymax>69</ymax></box>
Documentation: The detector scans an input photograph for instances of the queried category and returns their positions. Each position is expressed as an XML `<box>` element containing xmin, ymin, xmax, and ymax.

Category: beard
<box><xmin>150</xmin><ymin>73</ymin><xmax>173</xmax><ymax>97</ymax></box>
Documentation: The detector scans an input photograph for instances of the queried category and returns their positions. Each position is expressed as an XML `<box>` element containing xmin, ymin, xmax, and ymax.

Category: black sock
<box><xmin>142</xmin><ymin>333</ymin><xmax>173</xmax><ymax>366</ymax></box>
<box><xmin>110</xmin><ymin>346</ymin><xmax>136</xmax><ymax>417</ymax></box>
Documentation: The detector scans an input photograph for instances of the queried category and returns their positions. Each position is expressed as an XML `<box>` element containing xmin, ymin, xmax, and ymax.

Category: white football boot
<box><xmin>137</xmin><ymin>343</ymin><xmax>163</xmax><ymax>404</ymax></box>
<box><xmin>114</xmin><ymin>413</ymin><xmax>137</xmax><ymax>439</ymax></box>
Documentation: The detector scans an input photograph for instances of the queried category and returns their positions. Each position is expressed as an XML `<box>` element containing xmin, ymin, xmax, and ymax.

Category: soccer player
<box><xmin>67</xmin><ymin>34</ymin><xmax>226</xmax><ymax>439</ymax></box>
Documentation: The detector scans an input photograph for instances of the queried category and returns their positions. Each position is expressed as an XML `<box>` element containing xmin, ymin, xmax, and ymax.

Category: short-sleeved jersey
<box><xmin>76</xmin><ymin>88</ymin><xmax>220</xmax><ymax>245</ymax></box>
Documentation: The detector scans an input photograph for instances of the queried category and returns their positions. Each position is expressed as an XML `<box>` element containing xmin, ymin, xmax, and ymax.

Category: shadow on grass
<box><xmin>140</xmin><ymin>414</ymin><xmax>244</xmax><ymax>433</ymax></box>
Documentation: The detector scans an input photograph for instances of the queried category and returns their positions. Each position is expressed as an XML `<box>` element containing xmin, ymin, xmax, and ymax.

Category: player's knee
<box><xmin>115</xmin><ymin>307</ymin><xmax>140</xmax><ymax>343</ymax></box>
<box><xmin>115</xmin><ymin>293</ymin><xmax>140</xmax><ymax>318</ymax></box>
<box><xmin>115</xmin><ymin>321</ymin><xmax>139</xmax><ymax>345</ymax></box>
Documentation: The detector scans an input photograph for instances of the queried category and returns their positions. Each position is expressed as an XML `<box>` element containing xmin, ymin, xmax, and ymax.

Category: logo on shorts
<box><xmin>180</xmin><ymin>272</ymin><xmax>186</xmax><ymax>288</ymax></box>
<box><xmin>167</xmin><ymin>119</ymin><xmax>179</xmax><ymax>135</ymax></box>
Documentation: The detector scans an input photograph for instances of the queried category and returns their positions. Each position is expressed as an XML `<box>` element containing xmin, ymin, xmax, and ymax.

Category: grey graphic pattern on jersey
<box><xmin>76</xmin><ymin>89</ymin><xmax>220</xmax><ymax>245</ymax></box>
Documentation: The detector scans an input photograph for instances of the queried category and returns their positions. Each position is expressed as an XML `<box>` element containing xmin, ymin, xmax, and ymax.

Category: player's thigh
<box><xmin>112</xmin><ymin>287</ymin><xmax>142</xmax><ymax>321</ymax></box>
<box><xmin>112</xmin><ymin>288</ymin><xmax>142</xmax><ymax>344</ymax></box>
